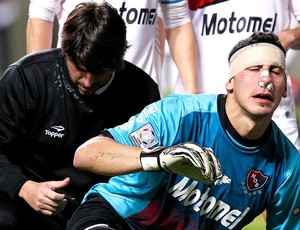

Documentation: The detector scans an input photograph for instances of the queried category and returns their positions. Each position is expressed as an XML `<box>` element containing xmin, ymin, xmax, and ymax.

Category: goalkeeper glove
<box><xmin>140</xmin><ymin>142</ymin><xmax>222</xmax><ymax>184</ymax></box>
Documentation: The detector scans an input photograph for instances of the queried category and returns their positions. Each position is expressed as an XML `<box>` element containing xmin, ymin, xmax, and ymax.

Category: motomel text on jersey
<box><xmin>119</xmin><ymin>2</ymin><xmax>157</xmax><ymax>25</ymax></box>
<box><xmin>201</xmin><ymin>12</ymin><xmax>277</xmax><ymax>35</ymax></box>
<box><xmin>169</xmin><ymin>177</ymin><xmax>250</xmax><ymax>229</ymax></box>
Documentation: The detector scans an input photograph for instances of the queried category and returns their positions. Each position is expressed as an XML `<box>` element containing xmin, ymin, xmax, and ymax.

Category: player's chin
<box><xmin>78</xmin><ymin>88</ymin><xmax>96</xmax><ymax>96</ymax></box>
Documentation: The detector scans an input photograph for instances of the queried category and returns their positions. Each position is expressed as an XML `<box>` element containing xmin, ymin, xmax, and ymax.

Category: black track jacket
<box><xmin>0</xmin><ymin>48</ymin><xmax>160</xmax><ymax>202</ymax></box>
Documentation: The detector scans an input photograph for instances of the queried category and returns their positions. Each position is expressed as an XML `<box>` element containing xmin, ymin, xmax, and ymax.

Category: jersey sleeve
<box><xmin>28</xmin><ymin>0</ymin><xmax>60</xmax><ymax>21</ymax></box>
<box><xmin>266</xmin><ymin>152</ymin><xmax>300</xmax><ymax>229</ymax></box>
<box><xmin>0</xmin><ymin>66</ymin><xmax>36</xmax><ymax>199</ymax></box>
<box><xmin>291</xmin><ymin>0</ymin><xmax>300</xmax><ymax>20</ymax></box>
<box><xmin>159</xmin><ymin>0</ymin><xmax>191</xmax><ymax>29</ymax></box>
<box><xmin>106</xmin><ymin>94</ymin><xmax>190</xmax><ymax>149</ymax></box>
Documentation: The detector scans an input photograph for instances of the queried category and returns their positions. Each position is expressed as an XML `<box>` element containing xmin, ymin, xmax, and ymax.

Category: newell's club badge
<box><xmin>129</xmin><ymin>123</ymin><xmax>158</xmax><ymax>148</ymax></box>
<box><xmin>246</xmin><ymin>168</ymin><xmax>269</xmax><ymax>191</ymax></box>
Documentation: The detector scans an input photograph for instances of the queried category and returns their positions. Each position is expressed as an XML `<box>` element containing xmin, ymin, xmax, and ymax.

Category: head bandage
<box><xmin>229</xmin><ymin>43</ymin><xmax>286</xmax><ymax>79</ymax></box>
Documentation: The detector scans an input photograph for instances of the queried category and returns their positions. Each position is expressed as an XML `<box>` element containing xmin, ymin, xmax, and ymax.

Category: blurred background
<box><xmin>2</xmin><ymin>0</ymin><xmax>300</xmax><ymax>103</ymax></box>
<box><xmin>0</xmin><ymin>0</ymin><xmax>58</xmax><ymax>74</ymax></box>
<box><xmin>4</xmin><ymin>0</ymin><xmax>300</xmax><ymax>105</ymax></box>
<box><xmin>2</xmin><ymin>0</ymin><xmax>300</xmax><ymax>136</ymax></box>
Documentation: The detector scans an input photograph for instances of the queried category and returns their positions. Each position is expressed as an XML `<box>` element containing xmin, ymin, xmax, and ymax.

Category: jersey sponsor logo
<box><xmin>119</xmin><ymin>2</ymin><xmax>157</xmax><ymax>25</ymax></box>
<box><xmin>50</xmin><ymin>125</ymin><xmax>65</xmax><ymax>132</ymax></box>
<box><xmin>169</xmin><ymin>177</ymin><xmax>249</xmax><ymax>229</ymax></box>
<box><xmin>189</xmin><ymin>0</ymin><xmax>229</xmax><ymax>10</ymax></box>
<box><xmin>129</xmin><ymin>123</ymin><xmax>158</xmax><ymax>148</ymax></box>
<box><xmin>45</xmin><ymin>125</ymin><xmax>65</xmax><ymax>138</ymax></box>
<box><xmin>246</xmin><ymin>168</ymin><xmax>268</xmax><ymax>191</ymax></box>
<box><xmin>201</xmin><ymin>12</ymin><xmax>277</xmax><ymax>36</ymax></box>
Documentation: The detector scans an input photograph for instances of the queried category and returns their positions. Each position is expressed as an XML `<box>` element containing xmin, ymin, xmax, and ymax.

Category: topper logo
<box><xmin>45</xmin><ymin>125</ymin><xmax>65</xmax><ymax>138</ymax></box>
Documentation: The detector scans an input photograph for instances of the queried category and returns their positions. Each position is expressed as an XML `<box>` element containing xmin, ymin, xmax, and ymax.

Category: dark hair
<box><xmin>61</xmin><ymin>2</ymin><xmax>128</xmax><ymax>74</ymax></box>
<box><xmin>228</xmin><ymin>31</ymin><xmax>286</xmax><ymax>62</ymax></box>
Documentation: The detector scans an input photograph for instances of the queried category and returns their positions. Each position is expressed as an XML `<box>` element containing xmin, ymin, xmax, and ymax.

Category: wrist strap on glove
<box><xmin>140</xmin><ymin>146</ymin><xmax>165</xmax><ymax>171</ymax></box>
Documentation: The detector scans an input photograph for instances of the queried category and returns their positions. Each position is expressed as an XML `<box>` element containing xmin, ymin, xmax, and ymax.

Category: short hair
<box><xmin>228</xmin><ymin>31</ymin><xmax>286</xmax><ymax>63</ymax></box>
<box><xmin>61</xmin><ymin>2</ymin><xmax>128</xmax><ymax>74</ymax></box>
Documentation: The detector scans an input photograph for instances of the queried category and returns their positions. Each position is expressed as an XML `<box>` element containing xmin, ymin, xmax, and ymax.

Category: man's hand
<box><xmin>19</xmin><ymin>177</ymin><xmax>71</xmax><ymax>215</ymax></box>
<box><xmin>140</xmin><ymin>142</ymin><xmax>222</xmax><ymax>184</ymax></box>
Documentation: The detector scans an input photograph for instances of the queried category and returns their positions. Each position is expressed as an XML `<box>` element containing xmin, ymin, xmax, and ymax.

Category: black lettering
<box><xmin>217</xmin><ymin>18</ymin><xmax>227</xmax><ymax>34</ymax></box>
<box><xmin>127</xmin><ymin>8</ymin><xmax>138</xmax><ymax>24</ymax></box>
<box><xmin>200</xmin><ymin>13</ymin><xmax>277</xmax><ymax>35</ymax></box>
<box><xmin>149</xmin><ymin>9</ymin><xmax>157</xmax><ymax>25</ymax></box>
<box><xmin>271</xmin><ymin>13</ymin><xmax>277</xmax><ymax>32</ymax></box>
<box><xmin>202</xmin><ymin>13</ymin><xmax>217</xmax><ymax>35</ymax></box>
<box><xmin>118</xmin><ymin>2</ymin><xmax>157</xmax><ymax>25</ymax></box>
<box><xmin>247</xmin><ymin>17</ymin><xmax>262</xmax><ymax>32</ymax></box>
<box><xmin>228</xmin><ymin>12</ymin><xmax>237</xmax><ymax>33</ymax></box>
<box><xmin>119</xmin><ymin>2</ymin><xmax>127</xmax><ymax>17</ymax></box>
<box><xmin>138</xmin><ymin>9</ymin><xmax>149</xmax><ymax>24</ymax></box>
<box><xmin>263</xmin><ymin>18</ymin><xmax>273</xmax><ymax>31</ymax></box>
<box><xmin>236</xmin><ymin>17</ymin><xmax>246</xmax><ymax>32</ymax></box>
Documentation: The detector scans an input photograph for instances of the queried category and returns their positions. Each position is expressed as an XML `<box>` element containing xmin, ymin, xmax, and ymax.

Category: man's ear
<box><xmin>225</xmin><ymin>77</ymin><xmax>234</xmax><ymax>92</ymax></box>
<box><xmin>282</xmin><ymin>76</ymin><xmax>287</xmax><ymax>98</ymax></box>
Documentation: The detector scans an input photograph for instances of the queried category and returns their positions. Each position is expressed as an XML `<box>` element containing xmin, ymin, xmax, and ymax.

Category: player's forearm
<box><xmin>289</xmin><ymin>23</ymin><xmax>300</xmax><ymax>49</ymax></box>
<box><xmin>26</xmin><ymin>18</ymin><xmax>54</xmax><ymax>53</ymax></box>
<box><xmin>166</xmin><ymin>22</ymin><xmax>200</xmax><ymax>94</ymax></box>
<box><xmin>278</xmin><ymin>22</ymin><xmax>300</xmax><ymax>50</ymax></box>
<box><xmin>73</xmin><ymin>136</ymin><xmax>142</xmax><ymax>176</ymax></box>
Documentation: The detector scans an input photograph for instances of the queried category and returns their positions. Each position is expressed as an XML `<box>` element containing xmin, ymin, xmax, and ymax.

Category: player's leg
<box><xmin>66</xmin><ymin>195</ymin><xmax>130</xmax><ymax>230</ymax></box>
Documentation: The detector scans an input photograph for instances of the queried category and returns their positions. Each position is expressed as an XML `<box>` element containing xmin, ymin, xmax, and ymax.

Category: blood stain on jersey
<box><xmin>246</xmin><ymin>168</ymin><xmax>269</xmax><ymax>191</ymax></box>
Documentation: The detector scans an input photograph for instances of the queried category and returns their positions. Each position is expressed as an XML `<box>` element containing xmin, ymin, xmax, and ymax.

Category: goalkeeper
<box><xmin>67</xmin><ymin>32</ymin><xmax>300</xmax><ymax>230</ymax></box>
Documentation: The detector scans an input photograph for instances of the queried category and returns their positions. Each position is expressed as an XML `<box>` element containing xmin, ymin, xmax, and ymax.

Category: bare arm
<box><xmin>166</xmin><ymin>21</ymin><xmax>200</xmax><ymax>94</ymax></box>
<box><xmin>73</xmin><ymin>136</ymin><xmax>143</xmax><ymax>176</ymax></box>
<box><xmin>26</xmin><ymin>18</ymin><xmax>54</xmax><ymax>53</ymax></box>
<box><xmin>277</xmin><ymin>21</ymin><xmax>300</xmax><ymax>50</ymax></box>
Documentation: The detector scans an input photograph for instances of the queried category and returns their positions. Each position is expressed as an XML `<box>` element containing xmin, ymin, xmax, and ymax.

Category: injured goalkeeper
<box><xmin>67</xmin><ymin>32</ymin><xmax>300</xmax><ymax>230</ymax></box>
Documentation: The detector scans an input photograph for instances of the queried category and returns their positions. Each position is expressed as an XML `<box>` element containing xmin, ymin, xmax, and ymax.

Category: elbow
<box><xmin>73</xmin><ymin>147</ymin><xmax>86</xmax><ymax>170</ymax></box>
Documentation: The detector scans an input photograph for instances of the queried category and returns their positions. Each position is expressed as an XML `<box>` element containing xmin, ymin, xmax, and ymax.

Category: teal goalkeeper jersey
<box><xmin>83</xmin><ymin>94</ymin><xmax>300</xmax><ymax>229</ymax></box>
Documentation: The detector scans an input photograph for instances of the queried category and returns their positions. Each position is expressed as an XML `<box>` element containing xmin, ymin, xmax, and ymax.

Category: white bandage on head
<box><xmin>228</xmin><ymin>43</ymin><xmax>286</xmax><ymax>80</ymax></box>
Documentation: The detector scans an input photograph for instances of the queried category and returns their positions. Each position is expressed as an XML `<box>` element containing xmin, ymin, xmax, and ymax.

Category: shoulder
<box><xmin>2</xmin><ymin>49</ymin><xmax>63</xmax><ymax>86</ymax></box>
<box><xmin>121</xmin><ymin>61</ymin><xmax>155</xmax><ymax>82</ymax></box>
<box><xmin>159</xmin><ymin>93</ymin><xmax>219</xmax><ymax>115</ymax></box>
<box><xmin>271</xmin><ymin>122</ymin><xmax>300</xmax><ymax>174</ymax></box>
<box><xmin>163</xmin><ymin>93</ymin><xmax>218</xmax><ymax>107</ymax></box>
<box><xmin>113</xmin><ymin>61</ymin><xmax>160</xmax><ymax>95</ymax></box>
<box><xmin>11</xmin><ymin>49</ymin><xmax>63</xmax><ymax>70</ymax></box>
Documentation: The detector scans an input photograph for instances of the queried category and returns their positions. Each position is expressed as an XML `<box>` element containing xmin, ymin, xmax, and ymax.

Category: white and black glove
<box><xmin>140</xmin><ymin>142</ymin><xmax>222</xmax><ymax>184</ymax></box>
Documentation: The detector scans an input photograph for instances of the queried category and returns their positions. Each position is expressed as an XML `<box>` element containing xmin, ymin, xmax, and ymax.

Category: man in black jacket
<box><xmin>0</xmin><ymin>2</ymin><xmax>160</xmax><ymax>230</ymax></box>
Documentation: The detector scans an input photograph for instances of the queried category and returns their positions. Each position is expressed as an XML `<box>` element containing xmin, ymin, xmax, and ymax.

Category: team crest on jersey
<box><xmin>188</xmin><ymin>0</ymin><xmax>229</xmax><ymax>10</ymax></box>
<box><xmin>246</xmin><ymin>168</ymin><xmax>269</xmax><ymax>191</ymax></box>
<box><xmin>129</xmin><ymin>123</ymin><xmax>158</xmax><ymax>148</ymax></box>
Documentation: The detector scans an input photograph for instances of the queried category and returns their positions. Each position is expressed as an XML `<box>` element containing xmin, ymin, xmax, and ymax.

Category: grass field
<box><xmin>242</xmin><ymin>214</ymin><xmax>266</xmax><ymax>229</ymax></box>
